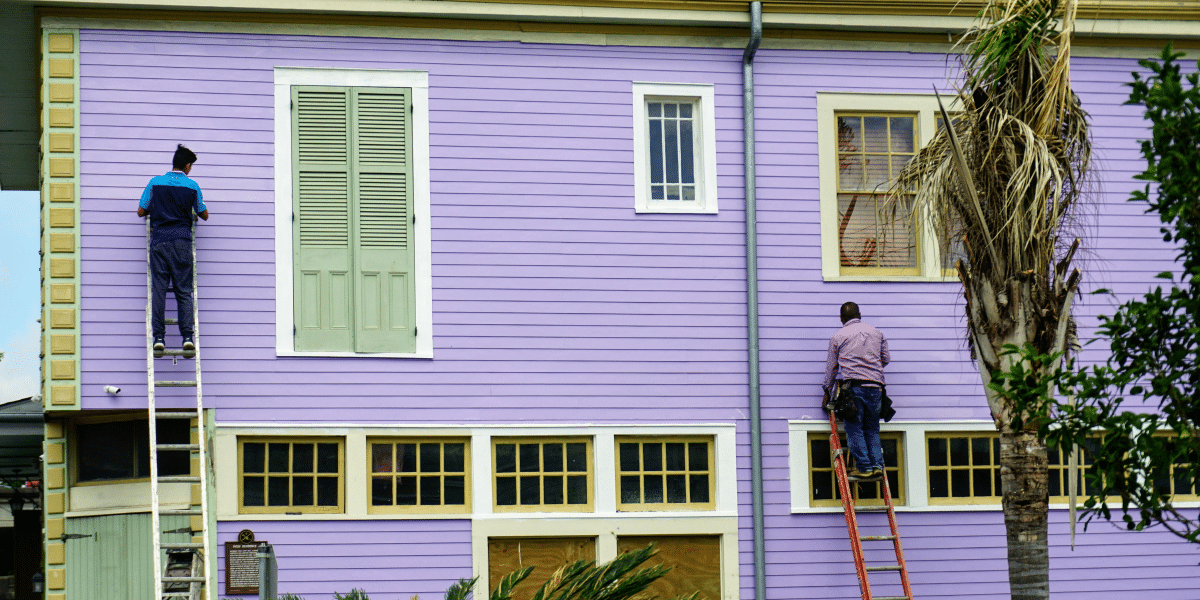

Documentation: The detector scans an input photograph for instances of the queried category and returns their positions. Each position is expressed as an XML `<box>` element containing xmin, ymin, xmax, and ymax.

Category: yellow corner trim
<box><xmin>46</xmin><ymin>518</ymin><xmax>64</xmax><ymax>540</ymax></box>
<box><xmin>48</xmin><ymin>58</ymin><xmax>74</xmax><ymax>79</ymax></box>
<box><xmin>48</xmin><ymin>133</ymin><xmax>75</xmax><ymax>154</ymax></box>
<box><xmin>46</xmin><ymin>467</ymin><xmax>65</xmax><ymax>489</ymax></box>
<box><xmin>49</xmin><ymin>233</ymin><xmax>75</xmax><ymax>253</ymax></box>
<box><xmin>48</xmin><ymin>158</ymin><xmax>75</xmax><ymax>178</ymax></box>
<box><xmin>192</xmin><ymin>484</ymin><xmax>202</xmax><ymax>505</ymax></box>
<box><xmin>48</xmin><ymin>33</ymin><xmax>74</xmax><ymax>53</ymax></box>
<box><xmin>49</xmin><ymin>259</ymin><xmax>74</xmax><ymax>279</ymax></box>
<box><xmin>49</xmin><ymin>183</ymin><xmax>74</xmax><ymax>203</ymax></box>
<box><xmin>50</xmin><ymin>284</ymin><xmax>75</xmax><ymax>304</ymax></box>
<box><xmin>45</xmin><ymin>442</ymin><xmax>64</xmax><ymax>464</ymax></box>
<box><xmin>46</xmin><ymin>421</ymin><xmax>64</xmax><ymax>439</ymax></box>
<box><xmin>46</xmin><ymin>492</ymin><xmax>65</xmax><ymax>514</ymax></box>
<box><xmin>50</xmin><ymin>386</ymin><xmax>76</xmax><ymax>406</ymax></box>
<box><xmin>49</xmin><ymin>308</ymin><xmax>75</xmax><ymax>328</ymax></box>
<box><xmin>50</xmin><ymin>334</ymin><xmax>75</xmax><ymax>354</ymax></box>
<box><xmin>48</xmin><ymin>108</ymin><xmax>74</xmax><ymax>128</ymax></box>
<box><xmin>49</xmin><ymin>83</ymin><xmax>75</xmax><ymax>103</ymax></box>
<box><xmin>47</xmin><ymin>543</ymin><xmax>66</xmax><ymax>565</ymax></box>
<box><xmin>50</xmin><ymin>360</ymin><xmax>75</xmax><ymax>381</ymax></box>
<box><xmin>49</xmin><ymin>207</ymin><xmax>74</xmax><ymax>228</ymax></box>
<box><xmin>47</xmin><ymin>568</ymin><xmax>65</xmax><ymax>591</ymax></box>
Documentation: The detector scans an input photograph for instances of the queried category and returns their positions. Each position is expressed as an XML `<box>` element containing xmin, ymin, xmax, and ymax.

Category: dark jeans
<box><xmin>844</xmin><ymin>384</ymin><xmax>884</xmax><ymax>471</ymax></box>
<box><xmin>150</xmin><ymin>238</ymin><xmax>194</xmax><ymax>340</ymax></box>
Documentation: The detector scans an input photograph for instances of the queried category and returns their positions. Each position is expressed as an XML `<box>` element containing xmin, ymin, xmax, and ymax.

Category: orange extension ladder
<box><xmin>826</xmin><ymin>409</ymin><xmax>914</xmax><ymax>600</ymax></box>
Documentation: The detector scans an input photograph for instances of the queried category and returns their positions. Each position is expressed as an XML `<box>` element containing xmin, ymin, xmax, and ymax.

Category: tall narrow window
<box><xmin>632</xmin><ymin>82</ymin><xmax>717</xmax><ymax>214</ymax></box>
<box><xmin>292</xmin><ymin>86</ymin><xmax>416</xmax><ymax>353</ymax></box>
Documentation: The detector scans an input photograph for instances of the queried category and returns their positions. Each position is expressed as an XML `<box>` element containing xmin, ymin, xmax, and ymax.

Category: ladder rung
<box><xmin>874</xmin><ymin>596</ymin><xmax>911</xmax><ymax>600</ymax></box>
<box><xmin>157</xmin><ymin>444</ymin><xmax>199</xmax><ymax>451</ymax></box>
<box><xmin>161</xmin><ymin>542</ymin><xmax>203</xmax><ymax>550</ymax></box>
<box><xmin>158</xmin><ymin>476</ymin><xmax>202</xmax><ymax>483</ymax></box>
<box><xmin>860</xmin><ymin>535</ymin><xmax>897</xmax><ymax>541</ymax></box>
<box><xmin>163</xmin><ymin>576</ymin><xmax>205</xmax><ymax>583</ymax></box>
<box><xmin>866</xmin><ymin>565</ymin><xmax>903</xmax><ymax>572</ymax></box>
<box><xmin>854</xmin><ymin>506</ymin><xmax>890</xmax><ymax>512</ymax></box>
<box><xmin>160</xmin><ymin>508</ymin><xmax>203</xmax><ymax>516</ymax></box>
<box><xmin>155</xmin><ymin>381</ymin><xmax>198</xmax><ymax>387</ymax></box>
<box><xmin>154</xmin><ymin>412</ymin><xmax>199</xmax><ymax>420</ymax></box>
<box><xmin>165</xmin><ymin>318</ymin><xmax>178</xmax><ymax>325</ymax></box>
<box><xmin>158</xmin><ymin>349</ymin><xmax>196</xmax><ymax>357</ymax></box>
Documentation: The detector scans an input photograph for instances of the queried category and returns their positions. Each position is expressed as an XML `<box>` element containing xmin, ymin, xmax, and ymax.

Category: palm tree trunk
<box><xmin>1000</xmin><ymin>427</ymin><xmax>1050</xmax><ymax>600</ymax></box>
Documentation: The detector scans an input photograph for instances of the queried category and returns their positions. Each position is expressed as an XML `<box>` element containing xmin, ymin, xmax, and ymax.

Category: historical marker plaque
<box><xmin>225</xmin><ymin>530</ymin><xmax>264</xmax><ymax>595</ymax></box>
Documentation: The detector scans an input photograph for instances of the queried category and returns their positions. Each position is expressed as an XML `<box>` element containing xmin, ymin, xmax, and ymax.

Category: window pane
<box><xmin>445</xmin><ymin>476</ymin><xmax>466</xmax><ymax>505</ymax></box>
<box><xmin>567</xmin><ymin>444</ymin><xmax>587</xmax><ymax>472</ymax></box>
<box><xmin>837</xmin><ymin>116</ymin><xmax>862</xmax><ymax>152</ymax></box>
<box><xmin>621</xmin><ymin>475</ymin><xmax>641</xmax><ymax>503</ymax></box>
<box><xmin>689</xmin><ymin>443</ymin><xmax>708</xmax><ymax>471</ymax></box>
<box><xmin>950</xmin><ymin>438</ymin><xmax>970</xmax><ymax>466</ymax></box>
<box><xmin>567</xmin><ymin>475</ymin><xmax>587</xmax><ymax>504</ymax></box>
<box><xmin>679</xmin><ymin>103</ymin><xmax>692</xmax><ymax>118</ymax></box>
<box><xmin>666</xmin><ymin>474</ymin><xmax>687</xmax><ymax>503</ymax></box>
<box><xmin>862</xmin><ymin>116</ymin><xmax>888</xmax><ymax>153</ymax></box>
<box><xmin>544</xmin><ymin>475</ymin><xmax>564</xmax><ymax>505</ymax></box>
<box><xmin>243</xmin><ymin>443</ymin><xmax>265</xmax><ymax>474</ymax></box>
<box><xmin>690</xmin><ymin>474</ymin><xmax>710</xmax><ymax>503</ymax></box>
<box><xmin>813</xmin><ymin>471</ymin><xmax>834</xmax><ymax>500</ymax></box>
<box><xmin>317</xmin><ymin>476</ymin><xmax>338</xmax><ymax>506</ymax></box>
<box><xmin>372</xmin><ymin>476</ymin><xmax>393</xmax><ymax>505</ymax></box>
<box><xmin>666</xmin><ymin>443</ymin><xmax>686</xmax><ymax>471</ymax></box>
<box><xmin>268</xmin><ymin>444</ymin><xmax>289</xmax><ymax>473</ymax></box>
<box><xmin>244</xmin><ymin>477</ymin><xmax>264</xmax><ymax>506</ymax></box>
<box><xmin>292</xmin><ymin>476</ymin><xmax>313</xmax><ymax>506</ymax></box>
<box><xmin>863</xmin><ymin>158</ymin><xmax>889</xmax><ymax>191</ymax></box>
<box><xmin>665</xmin><ymin>103</ymin><xmax>677</xmax><ymax>118</ymax></box>
<box><xmin>929</xmin><ymin>438</ymin><xmax>947</xmax><ymax>466</ymax></box>
<box><xmin>643</xmin><ymin>444</ymin><xmax>663</xmax><ymax>471</ymax></box>
<box><xmin>520</xmin><ymin>444</ymin><xmax>540</xmax><ymax>472</ymax></box>
<box><xmin>268</xmin><ymin>476</ymin><xmax>289</xmax><ymax>506</ymax></box>
<box><xmin>420</xmin><ymin>475</ymin><xmax>441</xmax><ymax>505</ymax></box>
<box><xmin>972</xmin><ymin>438</ymin><xmax>991</xmax><ymax>466</ymax></box>
<box><xmin>317</xmin><ymin>443</ymin><xmax>339</xmax><ymax>473</ymax></box>
<box><xmin>838</xmin><ymin>154</ymin><xmax>865</xmax><ymax>191</ymax></box>
<box><xmin>293</xmin><ymin>444</ymin><xmax>314</xmax><ymax>473</ymax></box>
<box><xmin>649</xmin><ymin>121</ymin><xmax>664</xmax><ymax>185</ymax></box>
<box><xmin>372</xmin><ymin>444</ymin><xmax>392</xmax><ymax>473</ymax></box>
<box><xmin>648</xmin><ymin>102</ymin><xmax>662</xmax><ymax>118</ymax></box>
<box><xmin>889</xmin><ymin>117</ymin><xmax>914</xmax><ymax>153</ymax></box>
<box><xmin>664</xmin><ymin>120</ymin><xmax>679</xmax><ymax>184</ymax></box>
<box><xmin>651</xmin><ymin>185</ymin><xmax>665</xmax><ymax>200</ymax></box>
<box><xmin>973</xmin><ymin>469</ymin><xmax>992</xmax><ymax>497</ymax></box>
<box><xmin>420</xmin><ymin>443</ymin><xmax>440</xmax><ymax>472</ymax></box>
<box><xmin>679</xmin><ymin>121</ymin><xmax>695</xmax><ymax>185</ymax></box>
<box><xmin>1048</xmin><ymin>470</ymin><xmax>1061</xmax><ymax>496</ymax></box>
<box><xmin>496</xmin><ymin>444</ymin><xmax>515</xmax><ymax>474</ymax></box>
<box><xmin>951</xmin><ymin>470</ymin><xmax>970</xmax><ymax>497</ymax></box>
<box><xmin>837</xmin><ymin>194</ymin><xmax>879</xmax><ymax>268</ymax></box>
<box><xmin>445</xmin><ymin>443</ymin><xmax>465</xmax><ymax>472</ymax></box>
<box><xmin>496</xmin><ymin>478</ymin><xmax>516</xmax><ymax>505</ymax></box>
<box><xmin>930</xmin><ymin>471</ymin><xmax>948</xmax><ymax>497</ymax></box>
<box><xmin>811</xmin><ymin>439</ymin><xmax>831</xmax><ymax>469</ymax></box>
<box><xmin>644</xmin><ymin>475</ymin><xmax>664</xmax><ymax>503</ymax></box>
<box><xmin>398</xmin><ymin>443</ymin><xmax>417</xmax><ymax>473</ymax></box>
<box><xmin>543</xmin><ymin>443</ymin><xmax>564</xmax><ymax>473</ymax></box>
<box><xmin>520</xmin><ymin>476</ymin><xmax>540</xmax><ymax>504</ymax></box>
<box><xmin>620</xmin><ymin>443</ymin><xmax>639</xmax><ymax>472</ymax></box>
<box><xmin>882</xmin><ymin>438</ymin><xmax>899</xmax><ymax>467</ymax></box>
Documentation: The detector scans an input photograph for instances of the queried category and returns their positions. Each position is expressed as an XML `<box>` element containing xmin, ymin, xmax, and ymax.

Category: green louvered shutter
<box><xmin>293</xmin><ymin>86</ymin><xmax>354</xmax><ymax>351</ymax></box>
<box><xmin>351</xmin><ymin>88</ymin><xmax>416</xmax><ymax>353</ymax></box>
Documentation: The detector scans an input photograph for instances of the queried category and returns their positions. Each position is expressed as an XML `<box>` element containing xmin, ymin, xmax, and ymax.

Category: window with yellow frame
<box><xmin>808</xmin><ymin>431</ymin><xmax>904</xmax><ymax>507</ymax></box>
<box><xmin>927</xmin><ymin>432</ymin><xmax>1001</xmax><ymax>505</ymax></box>
<box><xmin>835</xmin><ymin>112</ymin><xmax>920</xmax><ymax>276</ymax></box>
<box><xmin>368</xmin><ymin>438</ymin><xmax>470</xmax><ymax>514</ymax></box>
<box><xmin>1151</xmin><ymin>434</ymin><xmax>1200</xmax><ymax>502</ymax></box>
<box><xmin>1047</xmin><ymin>437</ymin><xmax>1106</xmax><ymax>502</ymax></box>
<box><xmin>493</xmin><ymin>437</ymin><xmax>592</xmax><ymax>512</ymax></box>
<box><xmin>615</xmin><ymin>437</ymin><xmax>715</xmax><ymax>511</ymax></box>
<box><xmin>239</xmin><ymin>437</ymin><xmax>344</xmax><ymax>514</ymax></box>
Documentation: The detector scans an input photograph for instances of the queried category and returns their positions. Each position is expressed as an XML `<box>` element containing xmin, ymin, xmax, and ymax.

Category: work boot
<box><xmin>182</xmin><ymin>338</ymin><xmax>195</xmax><ymax>352</ymax></box>
<box><xmin>153</xmin><ymin>338</ymin><xmax>165</xmax><ymax>355</ymax></box>
<box><xmin>847</xmin><ymin>468</ymin><xmax>875</xmax><ymax>480</ymax></box>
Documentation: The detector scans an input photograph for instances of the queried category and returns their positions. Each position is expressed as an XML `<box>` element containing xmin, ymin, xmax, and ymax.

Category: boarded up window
<box><xmin>488</xmin><ymin>537</ymin><xmax>596</xmax><ymax>600</ymax></box>
<box><xmin>616</xmin><ymin>536</ymin><xmax>720</xmax><ymax>600</ymax></box>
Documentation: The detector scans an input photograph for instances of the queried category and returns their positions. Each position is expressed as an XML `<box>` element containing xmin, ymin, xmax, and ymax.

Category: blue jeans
<box><xmin>150</xmin><ymin>238</ymin><xmax>195</xmax><ymax>340</ymax></box>
<box><xmin>844</xmin><ymin>384</ymin><xmax>884</xmax><ymax>471</ymax></box>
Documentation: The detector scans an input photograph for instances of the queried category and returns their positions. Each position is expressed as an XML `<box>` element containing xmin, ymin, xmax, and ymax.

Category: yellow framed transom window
<box><xmin>615</xmin><ymin>437</ymin><xmax>715</xmax><ymax>511</ymax></box>
<box><xmin>808</xmin><ymin>432</ymin><xmax>904</xmax><ymax>507</ymax></box>
<box><xmin>927</xmin><ymin>432</ymin><xmax>1001</xmax><ymax>505</ymax></box>
<box><xmin>368</xmin><ymin>438</ymin><xmax>470</xmax><ymax>514</ymax></box>
<box><xmin>239</xmin><ymin>437</ymin><xmax>345</xmax><ymax>514</ymax></box>
<box><xmin>834</xmin><ymin>112</ymin><xmax>919</xmax><ymax>276</ymax></box>
<box><xmin>493</xmin><ymin>437</ymin><xmax>592</xmax><ymax>512</ymax></box>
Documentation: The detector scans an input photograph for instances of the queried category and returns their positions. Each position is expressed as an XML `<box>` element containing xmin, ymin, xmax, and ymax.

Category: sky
<box><xmin>0</xmin><ymin>190</ymin><xmax>40</xmax><ymax>403</ymax></box>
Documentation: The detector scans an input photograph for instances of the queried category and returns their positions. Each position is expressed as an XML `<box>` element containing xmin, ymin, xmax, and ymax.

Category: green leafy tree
<box><xmin>1041</xmin><ymin>46</ymin><xmax>1200</xmax><ymax>543</ymax></box>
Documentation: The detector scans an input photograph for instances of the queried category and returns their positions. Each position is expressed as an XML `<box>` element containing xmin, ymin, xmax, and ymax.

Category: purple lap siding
<box><xmin>74</xmin><ymin>28</ymin><xmax>1192</xmax><ymax>600</ymax></box>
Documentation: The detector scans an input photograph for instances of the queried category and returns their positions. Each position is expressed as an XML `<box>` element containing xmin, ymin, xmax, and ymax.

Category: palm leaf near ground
<box><xmin>445</xmin><ymin>544</ymin><xmax>698</xmax><ymax>600</ymax></box>
<box><xmin>886</xmin><ymin>1</ymin><xmax>1091</xmax><ymax>597</ymax></box>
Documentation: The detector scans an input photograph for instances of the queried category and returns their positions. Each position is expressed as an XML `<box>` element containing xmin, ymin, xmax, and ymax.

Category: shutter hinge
<box><xmin>290</xmin><ymin>99</ymin><xmax>294</xmax><ymax>110</ymax></box>
<box><xmin>292</xmin><ymin>212</ymin><xmax>295</xmax><ymax>223</ymax></box>
<box><xmin>293</xmin><ymin>326</ymin><xmax>296</xmax><ymax>336</ymax></box>
<box><xmin>414</xmin><ymin>326</ymin><xmax>417</xmax><ymax>335</ymax></box>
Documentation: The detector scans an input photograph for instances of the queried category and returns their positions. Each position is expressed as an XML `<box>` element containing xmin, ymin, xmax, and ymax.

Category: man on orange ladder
<box><xmin>137</xmin><ymin>144</ymin><xmax>209</xmax><ymax>355</ymax></box>
<box><xmin>822</xmin><ymin>301</ymin><xmax>890</xmax><ymax>480</ymax></box>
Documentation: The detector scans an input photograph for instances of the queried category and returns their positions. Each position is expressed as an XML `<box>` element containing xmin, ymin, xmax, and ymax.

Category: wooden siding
<box><xmin>217</xmin><ymin>520</ymin><xmax>471</xmax><ymax>598</ymax></box>
<box><xmin>73</xmin><ymin>28</ymin><xmax>1194</xmax><ymax>600</ymax></box>
<box><xmin>63</xmin><ymin>513</ymin><xmax>191</xmax><ymax>600</ymax></box>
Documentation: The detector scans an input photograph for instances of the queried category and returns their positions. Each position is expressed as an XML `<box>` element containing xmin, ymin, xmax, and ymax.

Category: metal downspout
<box><xmin>742</xmin><ymin>4</ymin><xmax>765</xmax><ymax>600</ymax></box>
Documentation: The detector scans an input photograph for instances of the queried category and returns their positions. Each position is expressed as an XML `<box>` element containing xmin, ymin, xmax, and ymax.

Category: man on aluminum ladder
<box><xmin>137</xmin><ymin>144</ymin><xmax>209</xmax><ymax>356</ymax></box>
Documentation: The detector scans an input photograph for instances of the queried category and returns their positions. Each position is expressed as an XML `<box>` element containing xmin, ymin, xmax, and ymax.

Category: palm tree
<box><xmin>888</xmin><ymin>1</ymin><xmax>1091</xmax><ymax>597</ymax></box>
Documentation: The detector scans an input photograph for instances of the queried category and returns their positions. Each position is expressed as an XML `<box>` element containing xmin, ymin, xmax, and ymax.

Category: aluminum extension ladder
<box><xmin>826</xmin><ymin>409</ymin><xmax>914</xmax><ymax>600</ymax></box>
<box><xmin>145</xmin><ymin>221</ymin><xmax>213</xmax><ymax>600</ymax></box>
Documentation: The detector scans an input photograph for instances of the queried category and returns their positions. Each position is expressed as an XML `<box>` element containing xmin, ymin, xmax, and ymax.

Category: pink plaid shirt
<box><xmin>823</xmin><ymin>318</ymin><xmax>890</xmax><ymax>392</ymax></box>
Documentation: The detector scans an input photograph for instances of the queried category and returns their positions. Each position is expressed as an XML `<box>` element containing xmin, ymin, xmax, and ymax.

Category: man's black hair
<box><xmin>840</xmin><ymin>301</ymin><xmax>861</xmax><ymax>324</ymax></box>
<box><xmin>172</xmin><ymin>144</ymin><xmax>197</xmax><ymax>170</ymax></box>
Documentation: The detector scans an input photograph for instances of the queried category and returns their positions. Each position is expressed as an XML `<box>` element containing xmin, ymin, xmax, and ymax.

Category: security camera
<box><xmin>104</xmin><ymin>385</ymin><xmax>121</xmax><ymax>395</ymax></box>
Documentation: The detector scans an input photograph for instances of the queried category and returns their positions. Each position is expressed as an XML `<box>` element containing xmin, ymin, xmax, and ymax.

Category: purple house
<box><xmin>13</xmin><ymin>0</ymin><xmax>1198</xmax><ymax>599</ymax></box>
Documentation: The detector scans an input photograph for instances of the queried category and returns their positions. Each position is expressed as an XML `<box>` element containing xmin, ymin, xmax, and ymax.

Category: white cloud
<box><xmin>0</xmin><ymin>319</ymin><xmax>40</xmax><ymax>403</ymax></box>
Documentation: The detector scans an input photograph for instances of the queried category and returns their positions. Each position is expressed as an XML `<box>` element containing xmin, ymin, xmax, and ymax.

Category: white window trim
<box><xmin>817</xmin><ymin>92</ymin><xmax>962</xmax><ymax>282</ymax></box>
<box><xmin>632</xmin><ymin>82</ymin><xmax>718</xmax><ymax>215</ymax></box>
<box><xmin>789</xmin><ymin>418</ymin><xmax>1200</xmax><ymax>512</ymax></box>
<box><xmin>273</xmin><ymin>67</ymin><xmax>433</xmax><ymax>358</ymax></box>
<box><xmin>214</xmin><ymin>423</ymin><xmax>737</xmax><ymax>519</ymax></box>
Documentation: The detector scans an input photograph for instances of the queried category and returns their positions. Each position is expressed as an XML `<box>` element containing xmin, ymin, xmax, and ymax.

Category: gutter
<box><xmin>742</xmin><ymin>4</ymin><xmax>766</xmax><ymax>600</ymax></box>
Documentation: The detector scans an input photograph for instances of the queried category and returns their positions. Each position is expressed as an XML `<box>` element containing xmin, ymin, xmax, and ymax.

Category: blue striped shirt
<box><xmin>139</xmin><ymin>171</ymin><xmax>206</xmax><ymax>245</ymax></box>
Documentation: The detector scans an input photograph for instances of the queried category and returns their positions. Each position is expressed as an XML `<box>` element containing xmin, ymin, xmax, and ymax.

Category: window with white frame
<box><xmin>817</xmin><ymin>93</ymin><xmax>963</xmax><ymax>280</ymax></box>
<box><xmin>632</xmin><ymin>82</ymin><xmax>718</xmax><ymax>214</ymax></box>
<box><xmin>274</xmin><ymin>68</ymin><xmax>433</xmax><ymax>358</ymax></box>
